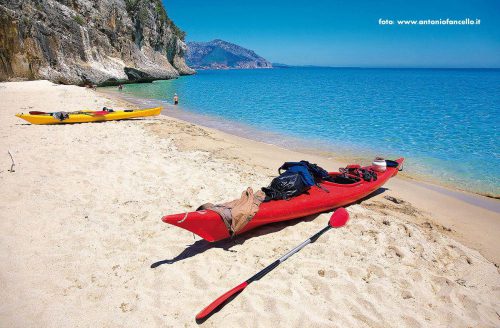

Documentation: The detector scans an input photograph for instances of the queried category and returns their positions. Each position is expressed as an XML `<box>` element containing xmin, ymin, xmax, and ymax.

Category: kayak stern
<box><xmin>162</xmin><ymin>210</ymin><xmax>230</xmax><ymax>242</ymax></box>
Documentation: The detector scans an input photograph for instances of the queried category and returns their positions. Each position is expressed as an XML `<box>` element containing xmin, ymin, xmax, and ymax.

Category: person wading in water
<box><xmin>173</xmin><ymin>93</ymin><xmax>179</xmax><ymax>105</ymax></box>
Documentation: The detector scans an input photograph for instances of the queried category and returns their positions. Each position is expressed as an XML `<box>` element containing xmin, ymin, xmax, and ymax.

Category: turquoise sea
<box><xmin>104</xmin><ymin>68</ymin><xmax>500</xmax><ymax>196</ymax></box>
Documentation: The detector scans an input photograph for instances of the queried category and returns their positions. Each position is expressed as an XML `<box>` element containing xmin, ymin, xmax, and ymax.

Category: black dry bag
<box><xmin>262</xmin><ymin>171</ymin><xmax>310</xmax><ymax>201</ymax></box>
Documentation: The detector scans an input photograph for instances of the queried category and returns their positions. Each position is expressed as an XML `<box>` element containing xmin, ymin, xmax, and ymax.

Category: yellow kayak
<box><xmin>15</xmin><ymin>107</ymin><xmax>162</xmax><ymax>125</ymax></box>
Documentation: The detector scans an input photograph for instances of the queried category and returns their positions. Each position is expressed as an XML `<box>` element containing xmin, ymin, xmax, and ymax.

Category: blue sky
<box><xmin>164</xmin><ymin>0</ymin><xmax>500</xmax><ymax>67</ymax></box>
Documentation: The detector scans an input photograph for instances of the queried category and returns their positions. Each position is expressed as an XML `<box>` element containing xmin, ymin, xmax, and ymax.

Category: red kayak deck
<box><xmin>162</xmin><ymin>158</ymin><xmax>404</xmax><ymax>242</ymax></box>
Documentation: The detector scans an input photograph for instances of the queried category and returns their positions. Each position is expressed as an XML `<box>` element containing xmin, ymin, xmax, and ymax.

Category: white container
<box><xmin>372</xmin><ymin>157</ymin><xmax>387</xmax><ymax>172</ymax></box>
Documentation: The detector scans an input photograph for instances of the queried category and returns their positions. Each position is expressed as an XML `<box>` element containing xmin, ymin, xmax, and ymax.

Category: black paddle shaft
<box><xmin>247</xmin><ymin>225</ymin><xmax>332</xmax><ymax>284</ymax></box>
<box><xmin>196</xmin><ymin>208</ymin><xmax>349</xmax><ymax>322</ymax></box>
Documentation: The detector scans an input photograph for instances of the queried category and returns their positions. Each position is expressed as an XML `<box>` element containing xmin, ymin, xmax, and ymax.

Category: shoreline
<box><xmin>1</xmin><ymin>81</ymin><xmax>499</xmax><ymax>327</ymax></box>
<box><xmin>100</xmin><ymin>87</ymin><xmax>500</xmax><ymax>201</ymax></box>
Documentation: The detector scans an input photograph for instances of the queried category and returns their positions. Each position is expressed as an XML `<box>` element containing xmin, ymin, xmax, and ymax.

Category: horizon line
<box><xmin>270</xmin><ymin>64</ymin><xmax>500</xmax><ymax>70</ymax></box>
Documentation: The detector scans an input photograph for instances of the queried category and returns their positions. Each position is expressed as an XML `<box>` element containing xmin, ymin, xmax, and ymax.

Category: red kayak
<box><xmin>162</xmin><ymin>158</ymin><xmax>404</xmax><ymax>242</ymax></box>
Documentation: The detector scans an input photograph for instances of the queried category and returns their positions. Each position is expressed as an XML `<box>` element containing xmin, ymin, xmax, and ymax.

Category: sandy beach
<box><xmin>1</xmin><ymin>80</ymin><xmax>499</xmax><ymax>327</ymax></box>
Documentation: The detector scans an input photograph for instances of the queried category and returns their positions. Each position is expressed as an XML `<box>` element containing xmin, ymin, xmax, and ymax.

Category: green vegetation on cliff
<box><xmin>125</xmin><ymin>0</ymin><xmax>185</xmax><ymax>41</ymax></box>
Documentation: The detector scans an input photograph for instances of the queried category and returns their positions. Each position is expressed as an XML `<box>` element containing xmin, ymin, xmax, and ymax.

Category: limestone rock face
<box><xmin>0</xmin><ymin>0</ymin><xmax>195</xmax><ymax>85</ymax></box>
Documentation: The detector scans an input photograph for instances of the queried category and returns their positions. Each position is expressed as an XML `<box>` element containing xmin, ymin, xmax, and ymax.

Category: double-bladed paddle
<box><xmin>195</xmin><ymin>207</ymin><xmax>350</xmax><ymax>322</ymax></box>
<box><xmin>28</xmin><ymin>110</ymin><xmax>108</xmax><ymax>116</ymax></box>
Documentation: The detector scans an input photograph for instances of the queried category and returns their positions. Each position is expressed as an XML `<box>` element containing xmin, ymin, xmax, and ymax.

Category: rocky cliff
<box><xmin>186</xmin><ymin>39</ymin><xmax>272</xmax><ymax>70</ymax></box>
<box><xmin>0</xmin><ymin>0</ymin><xmax>194</xmax><ymax>85</ymax></box>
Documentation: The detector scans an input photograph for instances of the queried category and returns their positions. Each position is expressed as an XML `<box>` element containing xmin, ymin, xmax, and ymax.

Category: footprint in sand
<box><xmin>386</xmin><ymin>245</ymin><xmax>406</xmax><ymax>260</ymax></box>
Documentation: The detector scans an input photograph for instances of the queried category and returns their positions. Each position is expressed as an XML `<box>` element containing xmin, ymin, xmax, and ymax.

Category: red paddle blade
<box><xmin>29</xmin><ymin>111</ymin><xmax>48</xmax><ymax>115</ymax></box>
<box><xmin>196</xmin><ymin>281</ymin><xmax>248</xmax><ymax>321</ymax></box>
<box><xmin>329</xmin><ymin>208</ymin><xmax>350</xmax><ymax>228</ymax></box>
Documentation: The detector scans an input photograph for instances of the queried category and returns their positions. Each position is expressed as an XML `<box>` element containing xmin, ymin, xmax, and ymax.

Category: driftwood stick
<box><xmin>7</xmin><ymin>150</ymin><xmax>15</xmax><ymax>172</ymax></box>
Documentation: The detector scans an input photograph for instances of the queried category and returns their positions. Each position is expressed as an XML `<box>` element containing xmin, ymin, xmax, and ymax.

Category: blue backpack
<box><xmin>262</xmin><ymin>161</ymin><xmax>330</xmax><ymax>201</ymax></box>
<box><xmin>278</xmin><ymin>163</ymin><xmax>316</xmax><ymax>187</ymax></box>
<box><xmin>279</xmin><ymin>161</ymin><xmax>330</xmax><ymax>185</ymax></box>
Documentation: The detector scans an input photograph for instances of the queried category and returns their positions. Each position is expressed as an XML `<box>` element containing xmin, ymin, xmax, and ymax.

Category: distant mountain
<box><xmin>186</xmin><ymin>39</ymin><xmax>272</xmax><ymax>70</ymax></box>
<box><xmin>272</xmin><ymin>63</ymin><xmax>293</xmax><ymax>68</ymax></box>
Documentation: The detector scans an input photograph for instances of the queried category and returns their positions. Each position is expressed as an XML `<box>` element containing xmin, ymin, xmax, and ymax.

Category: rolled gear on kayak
<box><xmin>51</xmin><ymin>111</ymin><xmax>70</xmax><ymax>121</ymax></box>
<box><xmin>197</xmin><ymin>187</ymin><xmax>266</xmax><ymax>235</ymax></box>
